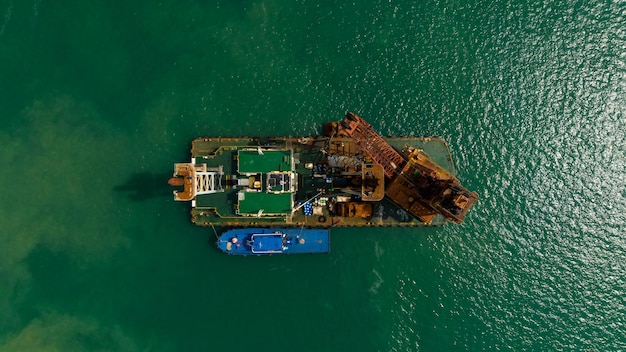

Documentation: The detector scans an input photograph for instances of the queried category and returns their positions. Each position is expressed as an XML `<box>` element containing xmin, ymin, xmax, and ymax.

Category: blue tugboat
<box><xmin>217</xmin><ymin>228</ymin><xmax>330</xmax><ymax>255</ymax></box>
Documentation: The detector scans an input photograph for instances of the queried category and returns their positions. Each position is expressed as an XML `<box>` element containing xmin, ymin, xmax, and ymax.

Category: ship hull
<box><xmin>174</xmin><ymin>135</ymin><xmax>457</xmax><ymax>227</ymax></box>
<box><xmin>217</xmin><ymin>228</ymin><xmax>330</xmax><ymax>255</ymax></box>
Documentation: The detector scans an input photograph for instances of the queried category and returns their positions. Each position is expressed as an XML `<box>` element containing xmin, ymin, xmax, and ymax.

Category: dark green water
<box><xmin>1</xmin><ymin>1</ymin><xmax>625</xmax><ymax>350</ymax></box>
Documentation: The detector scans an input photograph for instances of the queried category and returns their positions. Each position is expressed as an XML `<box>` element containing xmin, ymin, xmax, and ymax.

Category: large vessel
<box><xmin>169</xmin><ymin>112</ymin><xmax>478</xmax><ymax>227</ymax></box>
<box><xmin>217</xmin><ymin>228</ymin><xmax>330</xmax><ymax>255</ymax></box>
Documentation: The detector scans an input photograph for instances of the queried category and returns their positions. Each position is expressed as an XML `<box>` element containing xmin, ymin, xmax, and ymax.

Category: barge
<box><xmin>169</xmin><ymin>112</ymin><xmax>478</xmax><ymax>228</ymax></box>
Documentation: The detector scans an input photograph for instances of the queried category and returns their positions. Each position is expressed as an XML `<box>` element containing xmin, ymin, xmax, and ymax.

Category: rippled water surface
<box><xmin>1</xmin><ymin>0</ymin><xmax>625</xmax><ymax>350</ymax></box>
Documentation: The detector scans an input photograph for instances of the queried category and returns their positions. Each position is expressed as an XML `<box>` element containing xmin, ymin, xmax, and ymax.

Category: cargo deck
<box><xmin>172</xmin><ymin>134</ymin><xmax>460</xmax><ymax>227</ymax></box>
<box><xmin>170</xmin><ymin>114</ymin><xmax>477</xmax><ymax>227</ymax></box>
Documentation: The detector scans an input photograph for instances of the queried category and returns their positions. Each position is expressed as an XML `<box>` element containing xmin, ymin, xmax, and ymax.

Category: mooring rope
<box><xmin>210</xmin><ymin>223</ymin><xmax>219</xmax><ymax>241</ymax></box>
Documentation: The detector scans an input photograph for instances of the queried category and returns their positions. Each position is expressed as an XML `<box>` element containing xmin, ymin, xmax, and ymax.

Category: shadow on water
<box><xmin>114</xmin><ymin>172</ymin><xmax>173</xmax><ymax>201</ymax></box>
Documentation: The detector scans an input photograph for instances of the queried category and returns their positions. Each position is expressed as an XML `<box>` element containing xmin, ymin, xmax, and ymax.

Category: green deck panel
<box><xmin>238</xmin><ymin>150</ymin><xmax>291</xmax><ymax>173</ymax></box>
<box><xmin>238</xmin><ymin>191</ymin><xmax>293</xmax><ymax>215</ymax></box>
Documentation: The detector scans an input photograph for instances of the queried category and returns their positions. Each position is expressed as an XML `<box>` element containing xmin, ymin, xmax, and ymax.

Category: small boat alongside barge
<box><xmin>217</xmin><ymin>228</ymin><xmax>330</xmax><ymax>255</ymax></box>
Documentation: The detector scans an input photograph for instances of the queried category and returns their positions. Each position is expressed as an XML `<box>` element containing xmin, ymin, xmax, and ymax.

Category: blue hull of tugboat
<box><xmin>217</xmin><ymin>228</ymin><xmax>330</xmax><ymax>255</ymax></box>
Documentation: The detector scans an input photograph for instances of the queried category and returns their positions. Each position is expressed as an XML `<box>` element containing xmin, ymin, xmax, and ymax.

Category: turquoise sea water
<box><xmin>1</xmin><ymin>0</ymin><xmax>625</xmax><ymax>350</ymax></box>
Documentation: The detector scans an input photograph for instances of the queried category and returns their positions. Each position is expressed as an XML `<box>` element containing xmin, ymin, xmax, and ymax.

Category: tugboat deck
<box><xmin>217</xmin><ymin>228</ymin><xmax>331</xmax><ymax>255</ymax></box>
